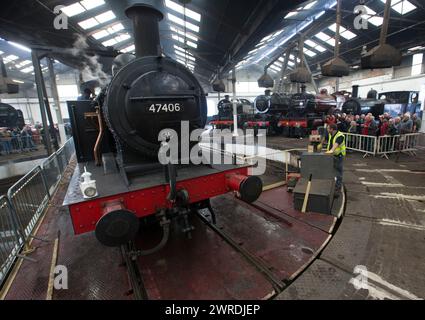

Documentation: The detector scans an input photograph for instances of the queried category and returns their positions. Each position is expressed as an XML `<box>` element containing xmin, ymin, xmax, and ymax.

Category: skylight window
<box><xmin>315</xmin><ymin>32</ymin><xmax>331</xmax><ymax>42</ymax></box>
<box><xmin>165</xmin><ymin>0</ymin><xmax>201</xmax><ymax>22</ymax></box>
<box><xmin>78</xmin><ymin>10</ymin><xmax>116</xmax><ymax>30</ymax></box>
<box><xmin>171</xmin><ymin>35</ymin><xmax>197</xmax><ymax>48</ymax></box>
<box><xmin>3</xmin><ymin>55</ymin><xmax>19</xmax><ymax>63</ymax></box>
<box><xmin>270</xmin><ymin>65</ymin><xmax>281</xmax><ymax>72</ymax></box>
<box><xmin>175</xmin><ymin>50</ymin><xmax>195</xmax><ymax>61</ymax></box>
<box><xmin>8</xmin><ymin>41</ymin><xmax>31</xmax><ymax>52</ymax></box>
<box><xmin>392</xmin><ymin>1</ymin><xmax>416</xmax><ymax>15</ymax></box>
<box><xmin>96</xmin><ymin>11</ymin><xmax>116</xmax><ymax>23</ymax></box>
<box><xmin>61</xmin><ymin>2</ymin><xmax>85</xmax><ymax>17</ymax></box>
<box><xmin>284</xmin><ymin>1</ymin><xmax>317</xmax><ymax>19</ymax></box>
<box><xmin>80</xmin><ymin>0</ymin><xmax>105</xmax><ymax>10</ymax></box>
<box><xmin>120</xmin><ymin>44</ymin><xmax>135</xmax><ymax>53</ymax></box>
<box><xmin>15</xmin><ymin>60</ymin><xmax>32</xmax><ymax>68</ymax></box>
<box><xmin>170</xmin><ymin>26</ymin><xmax>198</xmax><ymax>42</ymax></box>
<box><xmin>174</xmin><ymin>45</ymin><xmax>194</xmax><ymax>55</ymax></box>
<box><xmin>408</xmin><ymin>46</ymin><xmax>425</xmax><ymax>52</ymax></box>
<box><xmin>61</xmin><ymin>0</ymin><xmax>105</xmax><ymax>17</ymax></box>
<box><xmin>288</xmin><ymin>61</ymin><xmax>295</xmax><ymax>67</ymax></box>
<box><xmin>92</xmin><ymin>23</ymin><xmax>124</xmax><ymax>40</ymax></box>
<box><xmin>21</xmin><ymin>66</ymin><xmax>34</xmax><ymax>73</ymax></box>
<box><xmin>305</xmin><ymin>39</ymin><xmax>326</xmax><ymax>52</ymax></box>
<box><xmin>379</xmin><ymin>0</ymin><xmax>416</xmax><ymax>15</ymax></box>
<box><xmin>328</xmin><ymin>23</ymin><xmax>357</xmax><ymax>40</ymax></box>
<box><xmin>79</xmin><ymin>18</ymin><xmax>98</xmax><ymax>29</ymax></box>
<box><xmin>361</xmin><ymin>6</ymin><xmax>383</xmax><ymax>26</ymax></box>
<box><xmin>303</xmin><ymin>1</ymin><xmax>317</xmax><ymax>10</ymax></box>
<box><xmin>304</xmin><ymin>49</ymin><xmax>317</xmax><ymax>57</ymax></box>
<box><xmin>168</xmin><ymin>13</ymin><xmax>200</xmax><ymax>33</ymax></box>
<box><xmin>102</xmin><ymin>33</ymin><xmax>130</xmax><ymax>47</ymax></box>
<box><xmin>102</xmin><ymin>38</ymin><xmax>117</xmax><ymax>47</ymax></box>
<box><xmin>411</xmin><ymin>53</ymin><xmax>423</xmax><ymax>76</ymax></box>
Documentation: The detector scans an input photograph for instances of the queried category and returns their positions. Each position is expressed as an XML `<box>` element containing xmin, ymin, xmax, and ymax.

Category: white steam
<box><xmin>69</xmin><ymin>34</ymin><xmax>110</xmax><ymax>87</ymax></box>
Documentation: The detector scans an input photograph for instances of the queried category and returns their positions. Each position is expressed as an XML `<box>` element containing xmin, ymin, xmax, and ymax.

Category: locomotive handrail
<box><xmin>0</xmin><ymin>137</ymin><xmax>75</xmax><ymax>289</ymax></box>
<box><xmin>130</xmin><ymin>95</ymin><xmax>196</xmax><ymax>100</ymax></box>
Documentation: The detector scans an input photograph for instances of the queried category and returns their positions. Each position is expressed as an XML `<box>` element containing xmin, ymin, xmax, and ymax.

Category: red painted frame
<box><xmin>69</xmin><ymin>166</ymin><xmax>249</xmax><ymax>235</ymax></box>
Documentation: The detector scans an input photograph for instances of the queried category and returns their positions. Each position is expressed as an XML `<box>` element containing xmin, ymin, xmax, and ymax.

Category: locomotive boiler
<box><xmin>64</xmin><ymin>4</ymin><xmax>262</xmax><ymax>249</ymax></box>
<box><xmin>250</xmin><ymin>90</ymin><xmax>291</xmax><ymax>134</ymax></box>
<box><xmin>209</xmin><ymin>96</ymin><xmax>254</xmax><ymax>130</ymax></box>
<box><xmin>0</xmin><ymin>103</ymin><xmax>25</xmax><ymax>129</ymax></box>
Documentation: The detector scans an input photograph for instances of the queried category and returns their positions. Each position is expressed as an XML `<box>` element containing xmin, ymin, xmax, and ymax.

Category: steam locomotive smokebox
<box><xmin>321</xmin><ymin>57</ymin><xmax>350</xmax><ymax>77</ymax></box>
<box><xmin>361</xmin><ymin>44</ymin><xmax>402</xmax><ymax>69</ymax></box>
<box><xmin>293</xmin><ymin>178</ymin><xmax>335</xmax><ymax>214</ymax></box>
<box><xmin>300</xmin><ymin>152</ymin><xmax>336</xmax><ymax>180</ymax></box>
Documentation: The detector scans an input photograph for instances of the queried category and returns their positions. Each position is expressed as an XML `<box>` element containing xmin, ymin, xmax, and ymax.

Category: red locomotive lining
<box><xmin>278</xmin><ymin>119</ymin><xmax>307</xmax><ymax>128</ymax></box>
<box><xmin>245</xmin><ymin>121</ymin><xmax>270</xmax><ymax>127</ymax></box>
<box><xmin>289</xmin><ymin>120</ymin><xmax>307</xmax><ymax>128</ymax></box>
<box><xmin>69</xmin><ymin>166</ymin><xmax>249</xmax><ymax>235</ymax></box>
<box><xmin>209</xmin><ymin>120</ymin><xmax>234</xmax><ymax>125</ymax></box>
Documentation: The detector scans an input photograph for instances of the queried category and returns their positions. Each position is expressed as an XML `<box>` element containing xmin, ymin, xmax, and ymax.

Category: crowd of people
<box><xmin>326</xmin><ymin>112</ymin><xmax>422</xmax><ymax>137</ymax></box>
<box><xmin>0</xmin><ymin>125</ymin><xmax>40</xmax><ymax>156</ymax></box>
<box><xmin>324</xmin><ymin>112</ymin><xmax>422</xmax><ymax>153</ymax></box>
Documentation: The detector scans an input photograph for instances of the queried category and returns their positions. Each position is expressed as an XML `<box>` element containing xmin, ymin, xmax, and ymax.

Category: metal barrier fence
<box><xmin>343</xmin><ymin>132</ymin><xmax>422</xmax><ymax>158</ymax></box>
<box><xmin>343</xmin><ymin>133</ymin><xmax>377</xmax><ymax>157</ymax></box>
<box><xmin>0</xmin><ymin>137</ymin><xmax>74</xmax><ymax>289</ymax></box>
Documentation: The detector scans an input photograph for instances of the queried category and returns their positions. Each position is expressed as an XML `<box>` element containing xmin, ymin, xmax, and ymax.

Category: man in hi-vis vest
<box><xmin>325</xmin><ymin>123</ymin><xmax>346</xmax><ymax>197</ymax></box>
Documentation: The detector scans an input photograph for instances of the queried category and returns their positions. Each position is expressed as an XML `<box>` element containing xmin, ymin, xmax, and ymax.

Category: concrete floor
<box><xmin>275</xmin><ymin>143</ymin><xmax>425</xmax><ymax>299</ymax></box>
<box><xmin>2</xmin><ymin>135</ymin><xmax>425</xmax><ymax>300</ymax></box>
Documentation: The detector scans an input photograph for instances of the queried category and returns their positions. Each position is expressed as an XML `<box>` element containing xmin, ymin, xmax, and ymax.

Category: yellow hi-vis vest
<box><xmin>327</xmin><ymin>131</ymin><xmax>346</xmax><ymax>156</ymax></box>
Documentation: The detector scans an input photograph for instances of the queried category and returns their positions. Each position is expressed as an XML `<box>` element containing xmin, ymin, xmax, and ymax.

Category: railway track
<box><xmin>123</xmin><ymin>190</ymin><xmax>342</xmax><ymax>300</ymax></box>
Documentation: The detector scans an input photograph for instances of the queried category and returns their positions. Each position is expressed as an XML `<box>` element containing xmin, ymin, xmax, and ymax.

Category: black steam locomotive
<box><xmin>64</xmin><ymin>4</ymin><xmax>262</xmax><ymax>249</ymax></box>
<box><xmin>245</xmin><ymin>87</ymin><xmax>337</xmax><ymax>137</ymax></box>
<box><xmin>342</xmin><ymin>86</ymin><xmax>422</xmax><ymax>118</ymax></box>
<box><xmin>0</xmin><ymin>103</ymin><xmax>25</xmax><ymax>129</ymax></box>
<box><xmin>209</xmin><ymin>95</ymin><xmax>254</xmax><ymax>130</ymax></box>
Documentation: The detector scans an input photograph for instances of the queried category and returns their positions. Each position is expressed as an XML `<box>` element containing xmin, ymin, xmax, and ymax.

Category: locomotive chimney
<box><xmin>352</xmin><ymin>85</ymin><xmax>359</xmax><ymax>98</ymax></box>
<box><xmin>125</xmin><ymin>4</ymin><xmax>164</xmax><ymax>57</ymax></box>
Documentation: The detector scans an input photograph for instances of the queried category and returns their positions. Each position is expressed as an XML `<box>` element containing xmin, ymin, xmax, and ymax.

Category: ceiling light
<box><xmin>12</xmin><ymin>79</ymin><xmax>24</xmax><ymax>84</ymax></box>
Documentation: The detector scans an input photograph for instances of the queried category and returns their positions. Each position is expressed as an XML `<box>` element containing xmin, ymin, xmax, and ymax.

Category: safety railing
<box><xmin>343</xmin><ymin>132</ymin><xmax>377</xmax><ymax>157</ymax></box>
<box><xmin>376</xmin><ymin>133</ymin><xmax>421</xmax><ymax>159</ymax></box>
<box><xmin>0</xmin><ymin>137</ymin><xmax>74</xmax><ymax>289</ymax></box>
<box><xmin>342</xmin><ymin>132</ymin><xmax>422</xmax><ymax>158</ymax></box>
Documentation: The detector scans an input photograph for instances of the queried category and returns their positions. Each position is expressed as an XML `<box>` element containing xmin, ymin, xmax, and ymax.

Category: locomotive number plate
<box><xmin>146</xmin><ymin>103</ymin><xmax>184</xmax><ymax>113</ymax></box>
